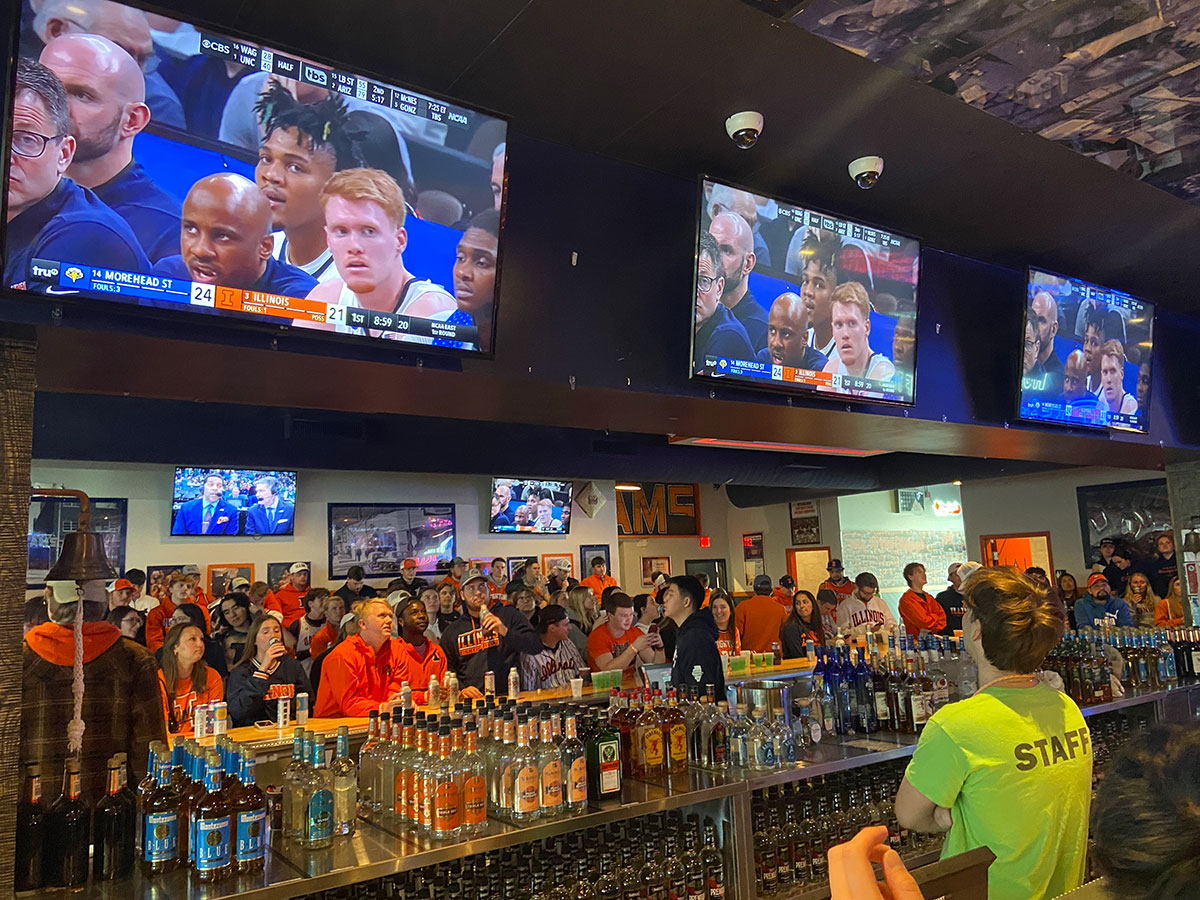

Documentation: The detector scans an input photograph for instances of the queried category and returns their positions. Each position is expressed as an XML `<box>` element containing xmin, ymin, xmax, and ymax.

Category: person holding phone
<box><xmin>225</xmin><ymin>614</ymin><xmax>313</xmax><ymax>727</ymax></box>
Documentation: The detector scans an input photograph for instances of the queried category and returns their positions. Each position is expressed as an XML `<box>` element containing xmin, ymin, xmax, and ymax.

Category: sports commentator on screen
<box><xmin>38</xmin><ymin>34</ymin><xmax>181</xmax><ymax>263</ymax></box>
<box><xmin>244</xmin><ymin>475</ymin><xmax>294</xmax><ymax>534</ymax></box>
<box><xmin>755</xmin><ymin>291</ymin><xmax>828</xmax><ymax>372</ymax></box>
<box><xmin>302</xmin><ymin>168</ymin><xmax>455</xmax><ymax>336</ymax></box>
<box><xmin>5</xmin><ymin>57</ymin><xmax>149</xmax><ymax>290</ymax></box>
<box><xmin>172</xmin><ymin>473</ymin><xmax>238</xmax><ymax>535</ymax></box>
<box><xmin>153</xmin><ymin>173</ymin><xmax>317</xmax><ymax>296</ymax></box>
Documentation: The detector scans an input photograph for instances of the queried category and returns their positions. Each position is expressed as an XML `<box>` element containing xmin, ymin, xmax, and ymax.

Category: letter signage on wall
<box><xmin>615</xmin><ymin>483</ymin><xmax>700</xmax><ymax>536</ymax></box>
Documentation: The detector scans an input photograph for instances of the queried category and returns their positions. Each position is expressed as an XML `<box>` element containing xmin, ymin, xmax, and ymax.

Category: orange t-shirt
<box><xmin>580</xmin><ymin>573</ymin><xmax>618</xmax><ymax>602</ymax></box>
<box><xmin>716</xmin><ymin>627</ymin><xmax>741</xmax><ymax>656</ymax></box>
<box><xmin>309</xmin><ymin>622</ymin><xmax>339</xmax><ymax>660</ymax></box>
<box><xmin>587</xmin><ymin>622</ymin><xmax>639</xmax><ymax>674</ymax></box>
<box><xmin>159</xmin><ymin>667</ymin><xmax>224</xmax><ymax>736</ymax></box>
<box><xmin>145</xmin><ymin>596</ymin><xmax>213</xmax><ymax>653</ymax></box>
<box><xmin>819</xmin><ymin>579</ymin><xmax>856</xmax><ymax>603</ymax></box>
<box><xmin>274</xmin><ymin>586</ymin><xmax>306</xmax><ymax>627</ymax></box>
<box><xmin>1154</xmin><ymin>597</ymin><xmax>1185</xmax><ymax>627</ymax></box>
<box><xmin>734</xmin><ymin>594</ymin><xmax>788</xmax><ymax>653</ymax></box>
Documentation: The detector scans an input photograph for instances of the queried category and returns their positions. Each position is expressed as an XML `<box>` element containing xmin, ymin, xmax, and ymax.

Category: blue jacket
<box><xmin>172</xmin><ymin>497</ymin><xmax>240</xmax><ymax>535</ymax></box>
<box><xmin>1073</xmin><ymin>595</ymin><xmax>1133</xmax><ymax>629</ymax></box>
<box><xmin>244</xmin><ymin>501</ymin><xmax>295</xmax><ymax>535</ymax></box>
<box><xmin>731</xmin><ymin>290</ymin><xmax>768</xmax><ymax>353</ymax></box>
<box><xmin>694</xmin><ymin>303</ymin><xmax>754</xmax><ymax>371</ymax></box>
<box><xmin>91</xmin><ymin>161</ymin><xmax>181</xmax><ymax>263</ymax></box>
<box><xmin>154</xmin><ymin>254</ymin><xmax>317</xmax><ymax>297</ymax></box>
<box><xmin>4</xmin><ymin>177</ymin><xmax>149</xmax><ymax>289</ymax></box>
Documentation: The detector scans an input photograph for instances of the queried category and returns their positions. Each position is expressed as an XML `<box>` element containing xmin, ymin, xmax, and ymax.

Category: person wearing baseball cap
<box><xmin>772</xmin><ymin>574</ymin><xmax>796</xmax><ymax>610</ymax></box>
<box><xmin>229</xmin><ymin>576</ymin><xmax>251</xmax><ymax>592</ymax></box>
<box><xmin>396</xmin><ymin>558</ymin><xmax>428</xmax><ymax>598</ymax></box>
<box><xmin>735</xmin><ymin>573</ymin><xmax>789</xmax><ymax>653</ymax></box>
<box><xmin>517</xmin><ymin>603</ymin><xmax>586</xmax><ymax>691</ymax></box>
<box><xmin>440</xmin><ymin>567</ymin><xmax>542</xmax><ymax>697</ymax></box>
<box><xmin>273</xmin><ymin>562</ymin><xmax>311</xmax><ymax>627</ymax></box>
<box><xmin>108</xmin><ymin>578</ymin><xmax>138</xmax><ymax>611</ymax></box>
<box><xmin>1074</xmin><ymin>572</ymin><xmax>1133</xmax><ymax>628</ymax></box>
<box><xmin>819</xmin><ymin>559</ymin><xmax>856</xmax><ymax>604</ymax></box>
<box><xmin>439</xmin><ymin>557</ymin><xmax>469</xmax><ymax>592</ymax></box>
<box><xmin>935</xmin><ymin>564</ymin><xmax>968</xmax><ymax>635</ymax></box>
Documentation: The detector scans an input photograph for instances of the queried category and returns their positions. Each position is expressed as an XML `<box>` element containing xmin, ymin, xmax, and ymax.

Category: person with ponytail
<box><xmin>896</xmin><ymin>567</ymin><xmax>1089</xmax><ymax>900</ymax></box>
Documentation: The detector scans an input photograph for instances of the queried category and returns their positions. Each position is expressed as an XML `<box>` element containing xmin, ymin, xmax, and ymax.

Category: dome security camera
<box><xmin>848</xmin><ymin>155</ymin><xmax>884</xmax><ymax>189</ymax></box>
<box><xmin>726</xmin><ymin>111</ymin><xmax>764</xmax><ymax>150</ymax></box>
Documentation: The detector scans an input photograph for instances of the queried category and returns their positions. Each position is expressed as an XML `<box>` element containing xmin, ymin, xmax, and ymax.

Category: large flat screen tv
<box><xmin>691</xmin><ymin>177</ymin><xmax>921</xmax><ymax>405</ymax></box>
<box><xmin>1018</xmin><ymin>268</ymin><xmax>1154</xmax><ymax>433</ymax></box>
<box><xmin>4</xmin><ymin>0</ymin><xmax>506</xmax><ymax>355</ymax></box>
<box><xmin>171</xmin><ymin>467</ymin><xmax>297</xmax><ymax>536</ymax></box>
<box><xmin>489</xmin><ymin>478</ymin><xmax>573</xmax><ymax>534</ymax></box>
<box><xmin>328</xmin><ymin>503</ymin><xmax>455</xmax><ymax>578</ymax></box>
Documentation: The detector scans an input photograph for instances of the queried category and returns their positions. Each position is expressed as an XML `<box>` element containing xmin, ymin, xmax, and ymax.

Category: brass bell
<box><xmin>46</xmin><ymin>531</ymin><xmax>116</xmax><ymax>582</ymax></box>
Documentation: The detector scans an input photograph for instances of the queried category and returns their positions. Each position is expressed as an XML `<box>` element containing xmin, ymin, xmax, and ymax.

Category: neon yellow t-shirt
<box><xmin>904</xmin><ymin>683</ymin><xmax>1091</xmax><ymax>900</ymax></box>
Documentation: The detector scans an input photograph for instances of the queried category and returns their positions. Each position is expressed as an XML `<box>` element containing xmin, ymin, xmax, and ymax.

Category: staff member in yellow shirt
<box><xmin>896</xmin><ymin>567</ymin><xmax>1089</xmax><ymax>900</ymax></box>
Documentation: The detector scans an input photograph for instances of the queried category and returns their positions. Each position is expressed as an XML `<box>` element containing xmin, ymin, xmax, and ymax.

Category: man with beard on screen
<box><xmin>693</xmin><ymin>231</ymin><xmax>753</xmax><ymax>372</ymax></box>
<box><xmin>709</xmin><ymin>211</ymin><xmax>765</xmax><ymax>352</ymax></box>
<box><xmin>821</xmin><ymin>281</ymin><xmax>895</xmax><ymax>386</ymax></box>
<box><xmin>154</xmin><ymin>173</ymin><xmax>316</xmax><ymax>296</ymax></box>
<box><xmin>304</xmin><ymin>168</ymin><xmax>455</xmax><ymax>336</ymax></box>
<box><xmin>756</xmin><ymin>292</ymin><xmax>828</xmax><ymax>372</ymax></box>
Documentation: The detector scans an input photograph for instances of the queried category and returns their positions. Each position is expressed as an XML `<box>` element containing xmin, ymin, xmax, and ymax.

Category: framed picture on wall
<box><xmin>145</xmin><ymin>564</ymin><xmax>189</xmax><ymax>604</ymax></box>
<box><xmin>507</xmin><ymin>556</ymin><xmax>531</xmax><ymax>580</ymax></box>
<box><xmin>266</xmin><ymin>561</ymin><xmax>304</xmax><ymax>591</ymax></box>
<box><xmin>1075</xmin><ymin>478</ymin><xmax>1170</xmax><ymax>566</ymax></box>
<box><xmin>580</xmin><ymin>544</ymin><xmax>611</xmax><ymax>578</ymax></box>
<box><xmin>641</xmin><ymin>557</ymin><xmax>671</xmax><ymax>586</ymax></box>
<box><xmin>27</xmin><ymin>496</ymin><xmax>127</xmax><ymax>588</ymax></box>
<box><xmin>541</xmin><ymin>553</ymin><xmax>574</xmax><ymax>579</ymax></box>
<box><xmin>208</xmin><ymin>564</ymin><xmax>254</xmax><ymax>598</ymax></box>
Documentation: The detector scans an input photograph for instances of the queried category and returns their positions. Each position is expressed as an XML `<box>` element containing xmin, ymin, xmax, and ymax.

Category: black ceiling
<box><xmin>154</xmin><ymin>0</ymin><xmax>1200</xmax><ymax>313</ymax></box>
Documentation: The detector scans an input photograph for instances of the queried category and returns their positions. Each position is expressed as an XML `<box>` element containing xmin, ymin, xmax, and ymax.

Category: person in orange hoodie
<box><xmin>898</xmin><ymin>562</ymin><xmax>947</xmax><ymax>637</ymax></box>
<box><xmin>274</xmin><ymin>562</ymin><xmax>311</xmax><ymax>627</ymax></box>
<box><xmin>23</xmin><ymin>579</ymin><xmax>166</xmax><ymax>804</ymax></box>
<box><xmin>396</xmin><ymin>597</ymin><xmax>447</xmax><ymax>692</ymax></box>
<box><xmin>145</xmin><ymin>570</ymin><xmax>212</xmax><ymax>653</ymax></box>
<box><xmin>315</xmin><ymin>598</ymin><xmax>415</xmax><ymax>716</ymax></box>
<box><xmin>308</xmin><ymin>593</ymin><xmax>346</xmax><ymax>661</ymax></box>
<box><xmin>734</xmin><ymin>574</ymin><xmax>789</xmax><ymax>653</ymax></box>
<box><xmin>772</xmin><ymin>574</ymin><xmax>797</xmax><ymax>610</ymax></box>
<box><xmin>580</xmin><ymin>556</ymin><xmax>619</xmax><ymax>602</ymax></box>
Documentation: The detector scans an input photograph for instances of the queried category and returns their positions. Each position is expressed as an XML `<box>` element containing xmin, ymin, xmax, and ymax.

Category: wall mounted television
<box><xmin>171</xmin><ymin>467</ymin><xmax>297</xmax><ymax>536</ymax></box>
<box><xmin>691</xmin><ymin>177</ymin><xmax>921</xmax><ymax>406</ymax></box>
<box><xmin>4</xmin><ymin>0</ymin><xmax>507</xmax><ymax>355</ymax></box>
<box><xmin>489</xmin><ymin>478</ymin><xmax>573</xmax><ymax>534</ymax></box>
<box><xmin>1018</xmin><ymin>268</ymin><xmax>1154</xmax><ymax>433</ymax></box>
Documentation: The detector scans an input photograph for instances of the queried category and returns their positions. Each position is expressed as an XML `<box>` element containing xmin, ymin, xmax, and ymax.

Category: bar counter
<box><xmin>20</xmin><ymin>679</ymin><xmax>1199</xmax><ymax>900</ymax></box>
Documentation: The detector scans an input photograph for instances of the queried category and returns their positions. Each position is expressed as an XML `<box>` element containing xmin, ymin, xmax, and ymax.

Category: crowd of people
<box><xmin>8</xmin><ymin>0</ymin><xmax>503</xmax><ymax>352</ymax></box>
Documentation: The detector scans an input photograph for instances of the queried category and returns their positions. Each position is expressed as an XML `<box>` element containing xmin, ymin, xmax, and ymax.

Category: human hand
<box><xmin>631</xmin><ymin>631</ymin><xmax>651</xmax><ymax>652</ymax></box>
<box><xmin>460</xmin><ymin>686</ymin><xmax>484</xmax><ymax>700</ymax></box>
<box><xmin>828</xmin><ymin>825</ymin><xmax>924</xmax><ymax>900</ymax></box>
<box><xmin>481</xmin><ymin>612</ymin><xmax>508</xmax><ymax>638</ymax></box>
<box><xmin>646</xmin><ymin>630</ymin><xmax>664</xmax><ymax>650</ymax></box>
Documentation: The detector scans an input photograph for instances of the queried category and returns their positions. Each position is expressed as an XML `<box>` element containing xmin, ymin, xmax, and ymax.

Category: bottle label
<box><xmin>668</xmin><ymin>724</ymin><xmax>688</xmax><ymax>762</ymax></box>
<box><xmin>144</xmin><ymin>811</ymin><xmax>179</xmax><ymax>863</ymax></box>
<box><xmin>643</xmin><ymin>729</ymin><xmax>665</xmax><ymax>767</ymax></box>
<box><xmin>541</xmin><ymin>760</ymin><xmax>563</xmax><ymax>807</ymax></box>
<box><xmin>710</xmin><ymin>724</ymin><xmax>728</xmax><ymax>764</ymax></box>
<box><xmin>516</xmin><ymin>764</ymin><xmax>539</xmax><ymax>812</ymax></box>
<box><xmin>235</xmin><ymin>808</ymin><xmax>266</xmax><ymax>862</ymax></box>
<box><xmin>757</xmin><ymin>739</ymin><xmax>776</xmax><ymax>767</ymax></box>
<box><xmin>434</xmin><ymin>781</ymin><xmax>461</xmax><ymax>831</ymax></box>
<box><xmin>569</xmin><ymin>756</ymin><xmax>587</xmax><ymax>802</ymax></box>
<box><xmin>708</xmin><ymin>876</ymin><xmax>726</xmax><ymax>900</ymax></box>
<box><xmin>912</xmin><ymin>693</ymin><xmax>929</xmax><ymax>726</ymax></box>
<box><xmin>394</xmin><ymin>771</ymin><xmax>407</xmax><ymax>815</ymax></box>
<box><xmin>307</xmin><ymin>790</ymin><xmax>333</xmax><ymax>841</ymax></box>
<box><xmin>463</xmin><ymin>774</ymin><xmax>487</xmax><ymax>825</ymax></box>
<box><xmin>422</xmin><ymin>775</ymin><xmax>435</xmax><ymax>826</ymax></box>
<box><xmin>406</xmin><ymin>770</ymin><xmax>421</xmax><ymax>822</ymax></box>
<box><xmin>195</xmin><ymin>815</ymin><xmax>231</xmax><ymax>870</ymax></box>
<box><xmin>874</xmin><ymin>692</ymin><xmax>889</xmax><ymax>720</ymax></box>
<box><xmin>598</xmin><ymin>737</ymin><xmax>621</xmax><ymax>794</ymax></box>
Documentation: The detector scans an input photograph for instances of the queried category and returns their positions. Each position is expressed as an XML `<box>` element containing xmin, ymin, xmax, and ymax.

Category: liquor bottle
<box><xmin>663</xmin><ymin>690</ymin><xmax>689</xmax><ymax>775</ymax></box>
<box><xmin>231</xmin><ymin>749</ymin><xmax>266</xmax><ymax>873</ymax></box>
<box><xmin>16</xmin><ymin>761</ymin><xmax>48</xmax><ymax>890</ymax></box>
<box><xmin>814</xmin><ymin>651</ymin><xmax>837</xmax><ymax>736</ymax></box>
<box><xmin>595</xmin><ymin>851</ymin><xmax>622</xmax><ymax>900</ymax></box>
<box><xmin>332</xmin><ymin>725</ymin><xmax>358</xmax><ymax>835</ymax></box>
<box><xmin>773</xmin><ymin>712</ymin><xmax>796</xmax><ymax>765</ymax></box>
<box><xmin>490</xmin><ymin>709</ymin><xmax>516</xmax><ymax>820</ymax></box>
<box><xmin>641</xmin><ymin>835</ymin><xmax>669</xmax><ymax>900</ymax></box>
<box><xmin>141</xmin><ymin>752</ymin><xmax>181</xmax><ymax>874</ymax></box>
<box><xmin>511</xmin><ymin>714</ymin><xmax>541</xmax><ymax>824</ymax></box>
<box><xmin>431</xmin><ymin>725</ymin><xmax>462</xmax><ymax>839</ymax></box>
<box><xmin>854</xmin><ymin>648</ymin><xmax>880</xmax><ymax>733</ymax></box>
<box><xmin>460</xmin><ymin>721</ymin><xmax>489</xmax><ymax>835</ymax></box>
<box><xmin>561</xmin><ymin>711</ymin><xmax>588</xmax><ymax>815</ymax></box>
<box><xmin>418</xmin><ymin>719</ymin><xmax>438</xmax><ymax>832</ymax></box>
<box><xmin>684</xmin><ymin>688</ymin><xmax>706</xmax><ymax>765</ymax></box>
<box><xmin>707</xmin><ymin>701</ymin><xmax>729</xmax><ymax>768</ymax></box>
<box><xmin>871</xmin><ymin>648</ymin><xmax>891</xmax><ymax>731</ymax></box>
<box><xmin>701</xmin><ymin>816</ymin><xmax>726</xmax><ymax>900</ymax></box>
<box><xmin>726</xmin><ymin>703</ymin><xmax>749</xmax><ymax>768</ymax></box>
<box><xmin>358</xmin><ymin>709</ymin><xmax>381</xmax><ymax>817</ymax></box>
<box><xmin>135</xmin><ymin>742</ymin><xmax>163</xmax><ymax>856</ymax></box>
<box><xmin>750</xmin><ymin>799</ymin><xmax>777</xmax><ymax>895</ymax></box>
<box><xmin>682</xmin><ymin>815</ymin><xmax>706</xmax><ymax>900</ymax></box>
<box><xmin>378</xmin><ymin>716</ymin><xmax>399</xmax><ymax>823</ymax></box>
<box><xmin>303</xmin><ymin>734</ymin><xmax>334</xmax><ymax>850</ymax></box>
<box><xmin>282</xmin><ymin>727</ymin><xmax>307</xmax><ymax>837</ymax></box>
<box><xmin>662</xmin><ymin>830</ymin><xmax>687</xmax><ymax>900</ymax></box>
<box><xmin>287</xmin><ymin>731</ymin><xmax>315</xmax><ymax>840</ymax></box>
<box><xmin>586</xmin><ymin>704</ymin><xmax>623</xmax><ymax>801</ymax></box>
<box><xmin>410</xmin><ymin>713</ymin><xmax>430</xmax><ymax>828</ymax></box>
<box><xmin>840</xmin><ymin>644</ymin><xmax>859</xmax><ymax>732</ymax></box>
<box><xmin>748</xmin><ymin>709</ymin><xmax>776</xmax><ymax>770</ymax></box>
<box><xmin>913</xmin><ymin>657</ymin><xmax>934</xmax><ymax>732</ymax></box>
<box><xmin>810</xmin><ymin>789</ymin><xmax>833</xmax><ymax>883</ymax></box>
<box><xmin>537</xmin><ymin>710</ymin><xmax>564</xmax><ymax>818</ymax></box>
<box><xmin>94</xmin><ymin>755</ymin><xmax>136</xmax><ymax>880</ymax></box>
<box><xmin>44</xmin><ymin>758</ymin><xmax>90</xmax><ymax>887</ymax></box>
<box><xmin>194</xmin><ymin>751</ymin><xmax>232</xmax><ymax>882</ymax></box>
<box><xmin>636</xmin><ymin>690</ymin><xmax>666</xmax><ymax>779</ymax></box>
<box><xmin>767</xmin><ymin>790</ymin><xmax>792</xmax><ymax>892</ymax></box>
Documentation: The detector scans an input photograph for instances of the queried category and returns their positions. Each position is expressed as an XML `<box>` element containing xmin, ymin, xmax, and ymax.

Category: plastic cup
<box><xmin>570</xmin><ymin>677</ymin><xmax>584</xmax><ymax>698</ymax></box>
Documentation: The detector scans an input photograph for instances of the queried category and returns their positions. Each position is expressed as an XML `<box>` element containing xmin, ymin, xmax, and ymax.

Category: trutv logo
<box><xmin>30</xmin><ymin>258</ymin><xmax>60</xmax><ymax>281</ymax></box>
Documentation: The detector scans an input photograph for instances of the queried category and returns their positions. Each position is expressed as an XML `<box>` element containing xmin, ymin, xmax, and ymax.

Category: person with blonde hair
<box><xmin>1155</xmin><ymin>575</ymin><xmax>1186</xmax><ymax>627</ymax></box>
<box><xmin>304</xmin><ymin>167</ymin><xmax>453</xmax><ymax>334</ymax></box>
<box><xmin>1122</xmin><ymin>571</ymin><xmax>1160</xmax><ymax>627</ymax></box>
<box><xmin>1099</xmin><ymin>338</ymin><xmax>1138</xmax><ymax>416</ymax></box>
<box><xmin>821</xmin><ymin>281</ymin><xmax>896</xmax><ymax>383</ymax></box>
<box><xmin>897</xmin><ymin>568</ymin><xmax>1089</xmax><ymax>900</ymax></box>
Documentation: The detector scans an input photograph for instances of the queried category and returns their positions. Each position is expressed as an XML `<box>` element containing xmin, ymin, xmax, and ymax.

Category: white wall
<box><xmin>30</xmin><ymin>460</ymin><xmax>619</xmax><ymax>589</ymax></box>
<box><xmin>616</xmin><ymin>485</ymin><xmax>841</xmax><ymax>595</ymax></box>
<box><xmin>960</xmin><ymin>466</ymin><xmax>1163</xmax><ymax>580</ymax></box>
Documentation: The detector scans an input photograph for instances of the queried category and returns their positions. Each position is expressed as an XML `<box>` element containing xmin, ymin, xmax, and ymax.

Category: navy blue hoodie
<box><xmin>670</xmin><ymin>606</ymin><xmax>725</xmax><ymax>696</ymax></box>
